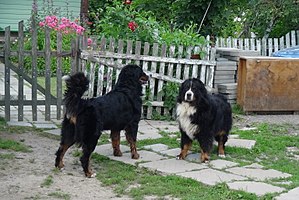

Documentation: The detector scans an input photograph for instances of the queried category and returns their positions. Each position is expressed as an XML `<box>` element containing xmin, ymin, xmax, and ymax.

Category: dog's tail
<box><xmin>63</xmin><ymin>72</ymin><xmax>89</xmax><ymax>118</ymax></box>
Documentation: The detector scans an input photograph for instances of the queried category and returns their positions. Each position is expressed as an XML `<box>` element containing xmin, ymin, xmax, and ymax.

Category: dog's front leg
<box><xmin>111</xmin><ymin>130</ymin><xmax>122</xmax><ymax>157</ymax></box>
<box><xmin>124</xmin><ymin>126</ymin><xmax>139</xmax><ymax>159</ymax></box>
<box><xmin>177</xmin><ymin>131</ymin><xmax>192</xmax><ymax>160</ymax></box>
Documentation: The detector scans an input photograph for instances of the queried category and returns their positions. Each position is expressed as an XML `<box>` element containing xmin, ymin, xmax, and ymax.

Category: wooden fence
<box><xmin>215</xmin><ymin>30</ymin><xmax>299</xmax><ymax>56</ymax></box>
<box><xmin>78</xmin><ymin>36</ymin><xmax>216</xmax><ymax>119</ymax></box>
<box><xmin>0</xmin><ymin>21</ymin><xmax>216</xmax><ymax>121</ymax></box>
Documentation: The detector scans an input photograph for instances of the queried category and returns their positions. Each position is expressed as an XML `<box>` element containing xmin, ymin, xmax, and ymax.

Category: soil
<box><xmin>0</xmin><ymin>131</ymin><xmax>132</xmax><ymax>200</ymax></box>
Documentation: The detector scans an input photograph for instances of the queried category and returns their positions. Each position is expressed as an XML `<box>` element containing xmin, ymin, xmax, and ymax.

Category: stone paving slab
<box><xmin>275</xmin><ymin>187</ymin><xmax>299</xmax><ymax>200</ymax></box>
<box><xmin>109</xmin><ymin>150</ymin><xmax>168</xmax><ymax>166</ymax></box>
<box><xmin>139</xmin><ymin>158</ymin><xmax>207</xmax><ymax>174</ymax></box>
<box><xmin>44</xmin><ymin>128</ymin><xmax>61</xmax><ymax>136</ymax></box>
<box><xmin>7</xmin><ymin>121</ymin><xmax>33</xmax><ymax>127</ymax></box>
<box><xmin>33</xmin><ymin>122</ymin><xmax>58</xmax><ymax>129</ymax></box>
<box><xmin>226</xmin><ymin>165</ymin><xmax>292</xmax><ymax>181</ymax></box>
<box><xmin>226</xmin><ymin>138</ymin><xmax>256</xmax><ymax>149</ymax></box>
<box><xmin>178</xmin><ymin>168</ymin><xmax>247</xmax><ymax>186</ymax></box>
<box><xmin>209</xmin><ymin>159</ymin><xmax>239</xmax><ymax>169</ymax></box>
<box><xmin>94</xmin><ymin>144</ymin><xmax>130</xmax><ymax>157</ymax></box>
<box><xmin>160</xmin><ymin>148</ymin><xmax>181</xmax><ymax>157</ymax></box>
<box><xmin>137</xmin><ymin>130</ymin><xmax>162</xmax><ymax>140</ymax></box>
<box><xmin>227</xmin><ymin>181</ymin><xmax>285</xmax><ymax>196</ymax></box>
<box><xmin>143</xmin><ymin>144</ymin><xmax>169</xmax><ymax>152</ymax></box>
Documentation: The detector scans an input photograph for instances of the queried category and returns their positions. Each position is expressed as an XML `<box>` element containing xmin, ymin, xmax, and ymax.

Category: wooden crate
<box><xmin>237</xmin><ymin>56</ymin><xmax>299</xmax><ymax>112</ymax></box>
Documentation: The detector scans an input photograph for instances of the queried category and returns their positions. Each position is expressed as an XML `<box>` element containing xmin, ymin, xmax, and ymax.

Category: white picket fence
<box><xmin>215</xmin><ymin>30</ymin><xmax>299</xmax><ymax>56</ymax></box>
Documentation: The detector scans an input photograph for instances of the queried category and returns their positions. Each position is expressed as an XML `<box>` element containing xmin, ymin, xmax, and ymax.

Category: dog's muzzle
<box><xmin>184</xmin><ymin>90</ymin><xmax>194</xmax><ymax>101</ymax></box>
<box><xmin>139</xmin><ymin>74</ymin><xmax>149</xmax><ymax>84</ymax></box>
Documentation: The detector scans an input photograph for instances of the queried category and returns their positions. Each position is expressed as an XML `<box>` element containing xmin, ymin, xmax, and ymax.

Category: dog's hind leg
<box><xmin>215</xmin><ymin>132</ymin><xmax>228</xmax><ymax>158</ymax></box>
<box><xmin>55</xmin><ymin>143</ymin><xmax>74</xmax><ymax>169</ymax></box>
<box><xmin>80</xmin><ymin>139</ymin><xmax>98</xmax><ymax>178</ymax></box>
<box><xmin>55</xmin><ymin>119</ymin><xmax>75</xmax><ymax>169</ymax></box>
<box><xmin>124</xmin><ymin>126</ymin><xmax>139</xmax><ymax>159</ymax></box>
<box><xmin>177</xmin><ymin>131</ymin><xmax>192</xmax><ymax>160</ymax></box>
<box><xmin>111</xmin><ymin>130</ymin><xmax>122</xmax><ymax>157</ymax></box>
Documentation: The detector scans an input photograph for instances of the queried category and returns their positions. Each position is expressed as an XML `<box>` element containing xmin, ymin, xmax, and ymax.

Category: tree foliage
<box><xmin>88</xmin><ymin>0</ymin><xmax>299</xmax><ymax>38</ymax></box>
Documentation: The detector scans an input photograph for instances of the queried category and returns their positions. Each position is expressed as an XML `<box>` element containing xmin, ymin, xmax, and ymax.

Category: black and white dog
<box><xmin>176</xmin><ymin>78</ymin><xmax>232</xmax><ymax>162</ymax></box>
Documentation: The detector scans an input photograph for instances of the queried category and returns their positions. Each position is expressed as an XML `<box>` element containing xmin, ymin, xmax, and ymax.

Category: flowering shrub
<box><xmin>39</xmin><ymin>16</ymin><xmax>85</xmax><ymax>35</ymax></box>
<box><xmin>18</xmin><ymin>15</ymin><xmax>91</xmax><ymax>76</ymax></box>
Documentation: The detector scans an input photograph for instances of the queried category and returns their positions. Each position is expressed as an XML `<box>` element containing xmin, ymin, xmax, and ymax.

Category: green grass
<box><xmin>0</xmin><ymin>138</ymin><xmax>31</xmax><ymax>152</ymax></box>
<box><xmin>48</xmin><ymin>191</ymin><xmax>70</xmax><ymax>200</ymax></box>
<box><xmin>0</xmin><ymin>153</ymin><xmax>15</xmax><ymax>159</ymax></box>
<box><xmin>92</xmin><ymin>154</ymin><xmax>258</xmax><ymax>200</ymax></box>
<box><xmin>37</xmin><ymin>76</ymin><xmax>66</xmax><ymax>97</ymax></box>
<box><xmin>41</xmin><ymin>175</ymin><xmax>54</xmax><ymax>188</ymax></box>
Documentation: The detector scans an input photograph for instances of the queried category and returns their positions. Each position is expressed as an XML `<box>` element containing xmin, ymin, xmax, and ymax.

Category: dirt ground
<box><xmin>0</xmin><ymin>131</ymin><xmax>132</xmax><ymax>200</ymax></box>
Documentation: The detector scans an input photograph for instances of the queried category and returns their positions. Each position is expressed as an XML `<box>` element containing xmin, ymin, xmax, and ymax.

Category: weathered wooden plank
<box><xmin>244</xmin><ymin>38</ymin><xmax>249</xmax><ymax>50</ymax></box>
<box><xmin>255</xmin><ymin>39</ymin><xmax>260</xmax><ymax>53</ymax></box>
<box><xmin>279</xmin><ymin>36</ymin><xmax>284</xmax><ymax>51</ymax></box>
<box><xmin>285</xmin><ymin>32</ymin><xmax>290</xmax><ymax>48</ymax></box>
<box><xmin>56</xmin><ymin>31</ymin><xmax>63</xmax><ymax>120</ymax></box>
<box><xmin>84</xmin><ymin>50</ymin><xmax>216</xmax><ymax>66</ymax></box>
<box><xmin>268</xmin><ymin>38</ymin><xmax>273</xmax><ymax>56</ymax></box>
<box><xmin>261</xmin><ymin>38</ymin><xmax>267</xmax><ymax>56</ymax></box>
<box><xmin>291</xmin><ymin>30</ymin><xmax>296</xmax><ymax>47</ymax></box>
<box><xmin>175</xmin><ymin>46</ymin><xmax>183</xmax><ymax>79</ymax></box>
<box><xmin>45</xmin><ymin>27</ymin><xmax>51</xmax><ymax>120</ymax></box>
<box><xmin>135</xmin><ymin>41</ymin><xmax>141</xmax><ymax>66</ymax></box>
<box><xmin>96</xmin><ymin>37</ymin><xmax>107</xmax><ymax>96</ymax></box>
<box><xmin>106</xmin><ymin>38</ymin><xmax>115</xmax><ymax>92</ymax></box>
<box><xmin>183</xmin><ymin>47</ymin><xmax>192</xmax><ymax>79</ymax></box>
<box><xmin>31</xmin><ymin>15</ymin><xmax>38</xmax><ymax>121</ymax></box>
<box><xmin>115</xmin><ymin>39</ymin><xmax>124</xmax><ymax>80</ymax></box>
<box><xmin>147</xmin><ymin>43</ymin><xmax>159</xmax><ymax>119</ymax></box>
<box><xmin>126</xmin><ymin>40</ymin><xmax>133</xmax><ymax>65</ymax></box>
<box><xmin>18</xmin><ymin>21</ymin><xmax>24</xmax><ymax>121</ymax></box>
<box><xmin>4</xmin><ymin>26</ymin><xmax>11</xmax><ymax>121</ymax></box>
<box><xmin>156</xmin><ymin>44</ymin><xmax>167</xmax><ymax>114</ymax></box>
<box><xmin>250</xmin><ymin>38</ymin><xmax>255</xmax><ymax>51</ymax></box>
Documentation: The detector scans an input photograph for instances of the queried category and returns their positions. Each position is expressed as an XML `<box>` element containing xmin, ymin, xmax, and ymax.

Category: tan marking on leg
<box><xmin>217</xmin><ymin>131</ymin><xmax>226</xmax><ymax>157</ymax></box>
<box><xmin>111</xmin><ymin>131</ymin><xmax>122</xmax><ymax>157</ymax></box>
<box><xmin>177</xmin><ymin>142</ymin><xmax>192</xmax><ymax>160</ymax></box>
<box><xmin>70</xmin><ymin>116</ymin><xmax>77</xmax><ymax>124</ymax></box>
<box><xmin>56</xmin><ymin>144</ymin><xmax>70</xmax><ymax>169</ymax></box>
<box><xmin>125</xmin><ymin>131</ymin><xmax>139</xmax><ymax>159</ymax></box>
<box><xmin>200</xmin><ymin>149</ymin><xmax>210</xmax><ymax>163</ymax></box>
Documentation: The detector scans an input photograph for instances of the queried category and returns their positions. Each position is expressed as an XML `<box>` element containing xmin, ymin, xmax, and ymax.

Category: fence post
<box><xmin>4</xmin><ymin>26</ymin><xmax>11</xmax><ymax>121</ymax></box>
<box><xmin>18</xmin><ymin>21</ymin><xmax>24</xmax><ymax>121</ymax></box>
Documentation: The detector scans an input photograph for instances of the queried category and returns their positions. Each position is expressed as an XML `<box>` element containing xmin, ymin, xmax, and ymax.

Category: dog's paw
<box><xmin>176</xmin><ymin>154</ymin><xmax>185</xmax><ymax>160</ymax></box>
<box><xmin>90</xmin><ymin>173</ymin><xmax>97</xmax><ymax>178</ymax></box>
<box><xmin>131</xmin><ymin>153</ymin><xmax>140</xmax><ymax>159</ymax></box>
<box><xmin>218</xmin><ymin>154</ymin><xmax>226</xmax><ymax>158</ymax></box>
<box><xmin>113</xmin><ymin>150</ymin><xmax>123</xmax><ymax>157</ymax></box>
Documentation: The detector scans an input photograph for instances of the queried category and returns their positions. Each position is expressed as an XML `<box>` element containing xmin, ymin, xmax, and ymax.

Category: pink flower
<box><xmin>88</xmin><ymin>38</ymin><xmax>92</xmax><ymax>46</ymax></box>
<box><xmin>39</xmin><ymin>21</ymin><xmax>45</xmax><ymax>27</ymax></box>
<box><xmin>128</xmin><ymin>21</ymin><xmax>138</xmax><ymax>32</ymax></box>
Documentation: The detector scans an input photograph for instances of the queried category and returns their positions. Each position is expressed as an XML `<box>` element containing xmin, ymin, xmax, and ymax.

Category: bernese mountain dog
<box><xmin>176</xmin><ymin>78</ymin><xmax>232</xmax><ymax>162</ymax></box>
<box><xmin>55</xmin><ymin>64</ymin><xmax>149</xmax><ymax>177</ymax></box>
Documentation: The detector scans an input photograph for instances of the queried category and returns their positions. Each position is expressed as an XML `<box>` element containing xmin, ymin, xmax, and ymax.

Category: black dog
<box><xmin>55</xmin><ymin>64</ymin><xmax>149</xmax><ymax>177</ymax></box>
<box><xmin>176</xmin><ymin>78</ymin><xmax>232</xmax><ymax>162</ymax></box>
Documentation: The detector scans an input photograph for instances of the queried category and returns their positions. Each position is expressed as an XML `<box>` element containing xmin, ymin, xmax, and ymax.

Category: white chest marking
<box><xmin>176</xmin><ymin>102</ymin><xmax>198</xmax><ymax>140</ymax></box>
